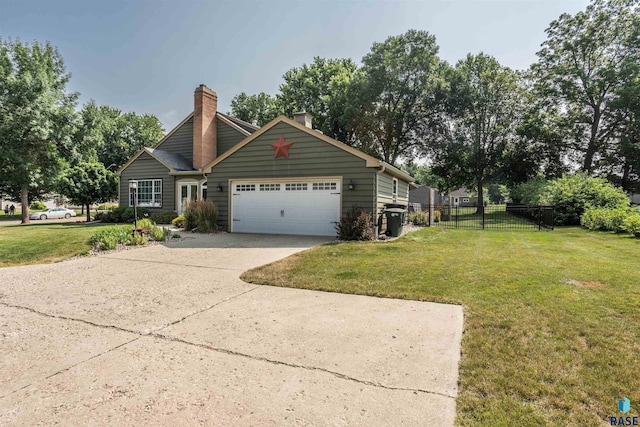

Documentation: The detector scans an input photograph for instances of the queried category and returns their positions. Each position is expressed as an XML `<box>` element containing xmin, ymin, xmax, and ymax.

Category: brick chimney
<box><xmin>293</xmin><ymin>111</ymin><xmax>313</xmax><ymax>128</ymax></box>
<box><xmin>193</xmin><ymin>84</ymin><xmax>217</xmax><ymax>169</ymax></box>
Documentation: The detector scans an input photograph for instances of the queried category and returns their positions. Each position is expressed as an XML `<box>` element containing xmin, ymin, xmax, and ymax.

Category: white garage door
<box><xmin>231</xmin><ymin>179</ymin><xmax>341</xmax><ymax>236</ymax></box>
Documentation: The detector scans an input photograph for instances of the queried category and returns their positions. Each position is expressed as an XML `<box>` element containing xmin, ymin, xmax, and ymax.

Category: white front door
<box><xmin>231</xmin><ymin>179</ymin><xmax>341</xmax><ymax>236</ymax></box>
<box><xmin>178</xmin><ymin>182</ymin><xmax>198</xmax><ymax>214</ymax></box>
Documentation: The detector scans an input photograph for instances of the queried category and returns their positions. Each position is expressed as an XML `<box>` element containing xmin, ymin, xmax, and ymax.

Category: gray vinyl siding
<box><xmin>398</xmin><ymin>180</ymin><xmax>409</xmax><ymax>202</ymax></box>
<box><xmin>377</xmin><ymin>173</ymin><xmax>393</xmax><ymax>210</ymax></box>
<box><xmin>155</xmin><ymin>117</ymin><xmax>194</xmax><ymax>161</ymax></box>
<box><xmin>376</xmin><ymin>172</ymin><xmax>411</xmax><ymax>230</ymax></box>
<box><xmin>217</xmin><ymin>119</ymin><xmax>247</xmax><ymax>155</ymax></box>
<box><xmin>207</xmin><ymin>122</ymin><xmax>376</xmax><ymax>231</ymax></box>
<box><xmin>119</xmin><ymin>152</ymin><xmax>175</xmax><ymax>212</ymax></box>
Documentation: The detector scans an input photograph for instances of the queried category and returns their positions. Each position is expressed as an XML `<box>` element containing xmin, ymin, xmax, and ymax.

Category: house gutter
<box><xmin>169</xmin><ymin>169</ymin><xmax>203</xmax><ymax>176</ymax></box>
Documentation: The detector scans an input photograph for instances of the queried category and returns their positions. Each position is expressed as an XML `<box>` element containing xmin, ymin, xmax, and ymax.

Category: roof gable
<box><xmin>202</xmin><ymin>116</ymin><xmax>413</xmax><ymax>182</ymax></box>
<box><xmin>118</xmin><ymin>111</ymin><xmax>256</xmax><ymax>176</ymax></box>
<box><xmin>145</xmin><ymin>148</ymin><xmax>194</xmax><ymax>172</ymax></box>
<box><xmin>217</xmin><ymin>112</ymin><xmax>259</xmax><ymax>133</ymax></box>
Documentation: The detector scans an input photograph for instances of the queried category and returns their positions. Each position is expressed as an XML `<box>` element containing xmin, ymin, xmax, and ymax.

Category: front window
<box><xmin>130</xmin><ymin>179</ymin><xmax>162</xmax><ymax>207</ymax></box>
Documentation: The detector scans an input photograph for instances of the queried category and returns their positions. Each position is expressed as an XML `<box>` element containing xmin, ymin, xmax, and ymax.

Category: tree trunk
<box><xmin>583</xmin><ymin>108</ymin><xmax>601</xmax><ymax>173</ymax></box>
<box><xmin>476</xmin><ymin>177</ymin><xmax>484</xmax><ymax>215</ymax></box>
<box><xmin>86</xmin><ymin>204</ymin><xmax>91</xmax><ymax>222</ymax></box>
<box><xmin>20</xmin><ymin>184</ymin><xmax>30</xmax><ymax>224</ymax></box>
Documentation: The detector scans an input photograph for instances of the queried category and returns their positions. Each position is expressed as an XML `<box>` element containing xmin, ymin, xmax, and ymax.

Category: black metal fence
<box><xmin>408</xmin><ymin>203</ymin><xmax>554</xmax><ymax>231</ymax></box>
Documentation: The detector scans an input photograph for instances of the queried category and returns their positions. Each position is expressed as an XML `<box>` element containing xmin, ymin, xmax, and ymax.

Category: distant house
<box><xmin>447</xmin><ymin>188</ymin><xmax>479</xmax><ymax>207</ymax></box>
<box><xmin>117</xmin><ymin>85</ymin><xmax>414</xmax><ymax>236</ymax></box>
<box><xmin>631</xmin><ymin>194</ymin><xmax>640</xmax><ymax>205</ymax></box>
<box><xmin>408</xmin><ymin>186</ymin><xmax>446</xmax><ymax>209</ymax></box>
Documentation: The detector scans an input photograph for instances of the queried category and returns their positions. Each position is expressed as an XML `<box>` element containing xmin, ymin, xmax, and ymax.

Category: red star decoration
<box><xmin>270</xmin><ymin>135</ymin><xmax>294</xmax><ymax>159</ymax></box>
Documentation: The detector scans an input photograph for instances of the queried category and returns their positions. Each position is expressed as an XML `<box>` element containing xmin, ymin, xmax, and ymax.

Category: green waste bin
<box><xmin>384</xmin><ymin>208</ymin><xmax>405</xmax><ymax>237</ymax></box>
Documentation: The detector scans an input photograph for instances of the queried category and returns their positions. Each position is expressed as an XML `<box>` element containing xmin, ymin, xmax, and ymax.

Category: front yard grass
<box><xmin>242</xmin><ymin>227</ymin><xmax>639</xmax><ymax>426</ymax></box>
<box><xmin>0</xmin><ymin>222</ymin><xmax>117</xmax><ymax>267</ymax></box>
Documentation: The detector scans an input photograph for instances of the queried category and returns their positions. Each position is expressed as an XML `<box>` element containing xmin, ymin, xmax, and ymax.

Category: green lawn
<box><xmin>0</xmin><ymin>222</ymin><xmax>114</xmax><ymax>267</ymax></box>
<box><xmin>242</xmin><ymin>227</ymin><xmax>640</xmax><ymax>426</ymax></box>
<box><xmin>0</xmin><ymin>210</ymin><xmax>22</xmax><ymax>221</ymax></box>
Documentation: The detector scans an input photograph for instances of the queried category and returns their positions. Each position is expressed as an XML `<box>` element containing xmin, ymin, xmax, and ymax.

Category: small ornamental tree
<box><xmin>57</xmin><ymin>162</ymin><xmax>118</xmax><ymax>221</ymax></box>
<box><xmin>0</xmin><ymin>39</ymin><xmax>78</xmax><ymax>223</ymax></box>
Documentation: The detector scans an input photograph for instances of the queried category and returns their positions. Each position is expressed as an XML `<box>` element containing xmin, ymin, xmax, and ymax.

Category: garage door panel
<box><xmin>231</xmin><ymin>179</ymin><xmax>340</xmax><ymax>236</ymax></box>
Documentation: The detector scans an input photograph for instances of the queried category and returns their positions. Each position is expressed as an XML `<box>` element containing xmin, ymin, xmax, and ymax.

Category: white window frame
<box><xmin>130</xmin><ymin>179</ymin><xmax>162</xmax><ymax>208</ymax></box>
<box><xmin>392</xmin><ymin>178</ymin><xmax>398</xmax><ymax>201</ymax></box>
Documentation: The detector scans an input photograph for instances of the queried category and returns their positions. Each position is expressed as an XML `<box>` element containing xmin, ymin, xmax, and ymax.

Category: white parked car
<box><xmin>29</xmin><ymin>207</ymin><xmax>77</xmax><ymax>220</ymax></box>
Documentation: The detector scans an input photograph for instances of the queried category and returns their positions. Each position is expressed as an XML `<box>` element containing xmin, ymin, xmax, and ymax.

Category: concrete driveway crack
<box><xmin>152</xmin><ymin>331</ymin><xmax>457</xmax><ymax>399</ymax></box>
<box><xmin>151</xmin><ymin>285</ymin><xmax>260</xmax><ymax>332</ymax></box>
<box><xmin>0</xmin><ymin>299</ymin><xmax>454</xmax><ymax>400</ymax></box>
<box><xmin>100</xmin><ymin>256</ymin><xmax>246</xmax><ymax>271</ymax></box>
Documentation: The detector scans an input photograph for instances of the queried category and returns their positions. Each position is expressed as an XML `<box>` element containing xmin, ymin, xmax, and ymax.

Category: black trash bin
<box><xmin>384</xmin><ymin>208</ymin><xmax>405</xmax><ymax>237</ymax></box>
<box><xmin>384</xmin><ymin>203</ymin><xmax>406</xmax><ymax>210</ymax></box>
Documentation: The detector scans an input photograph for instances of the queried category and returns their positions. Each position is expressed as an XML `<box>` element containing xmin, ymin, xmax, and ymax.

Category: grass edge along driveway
<box><xmin>0</xmin><ymin>222</ymin><xmax>120</xmax><ymax>267</ymax></box>
<box><xmin>241</xmin><ymin>227</ymin><xmax>639</xmax><ymax>426</ymax></box>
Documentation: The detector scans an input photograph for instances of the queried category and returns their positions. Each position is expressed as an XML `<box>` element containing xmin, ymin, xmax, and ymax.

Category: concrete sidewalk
<box><xmin>0</xmin><ymin>233</ymin><xmax>463</xmax><ymax>426</ymax></box>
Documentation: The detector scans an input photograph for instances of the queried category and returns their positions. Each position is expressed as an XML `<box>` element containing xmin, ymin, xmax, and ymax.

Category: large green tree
<box><xmin>351</xmin><ymin>30</ymin><xmax>446</xmax><ymax>164</ymax></box>
<box><xmin>606</xmin><ymin>61</ymin><xmax>640</xmax><ymax>192</ymax></box>
<box><xmin>230</xmin><ymin>57</ymin><xmax>359</xmax><ymax>141</ymax></box>
<box><xmin>57</xmin><ymin>162</ymin><xmax>117</xmax><ymax>222</ymax></box>
<box><xmin>277</xmin><ymin>57</ymin><xmax>359</xmax><ymax>142</ymax></box>
<box><xmin>74</xmin><ymin>101</ymin><xmax>164</xmax><ymax>169</ymax></box>
<box><xmin>401</xmin><ymin>161</ymin><xmax>447</xmax><ymax>191</ymax></box>
<box><xmin>431</xmin><ymin>53</ymin><xmax>524</xmax><ymax>211</ymax></box>
<box><xmin>0</xmin><ymin>39</ymin><xmax>78</xmax><ymax>223</ymax></box>
<box><xmin>229</xmin><ymin>92</ymin><xmax>281</xmax><ymax>127</ymax></box>
<box><xmin>531</xmin><ymin>0</ymin><xmax>639</xmax><ymax>173</ymax></box>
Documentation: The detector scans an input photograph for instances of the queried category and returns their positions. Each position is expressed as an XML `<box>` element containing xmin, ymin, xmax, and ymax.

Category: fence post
<box><xmin>538</xmin><ymin>206</ymin><xmax>542</xmax><ymax>231</ymax></box>
<box><xmin>428</xmin><ymin>189</ymin><xmax>434</xmax><ymax>227</ymax></box>
<box><xmin>482</xmin><ymin>206</ymin><xmax>485</xmax><ymax>229</ymax></box>
<box><xmin>455</xmin><ymin>206</ymin><xmax>458</xmax><ymax>228</ymax></box>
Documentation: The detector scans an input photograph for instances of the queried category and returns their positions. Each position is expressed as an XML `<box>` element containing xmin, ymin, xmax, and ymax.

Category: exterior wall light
<box><xmin>216</xmin><ymin>183</ymin><xmax>223</xmax><ymax>192</ymax></box>
<box><xmin>348</xmin><ymin>179</ymin><xmax>355</xmax><ymax>190</ymax></box>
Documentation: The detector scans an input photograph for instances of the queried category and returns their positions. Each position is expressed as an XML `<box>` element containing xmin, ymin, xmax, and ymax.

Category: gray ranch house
<box><xmin>117</xmin><ymin>85</ymin><xmax>414</xmax><ymax>236</ymax></box>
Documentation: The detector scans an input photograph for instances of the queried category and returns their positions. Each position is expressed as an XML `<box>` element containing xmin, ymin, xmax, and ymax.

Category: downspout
<box><xmin>374</xmin><ymin>164</ymin><xmax>386</xmax><ymax>239</ymax></box>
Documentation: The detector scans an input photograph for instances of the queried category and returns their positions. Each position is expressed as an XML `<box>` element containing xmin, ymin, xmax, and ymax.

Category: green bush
<box><xmin>29</xmin><ymin>201</ymin><xmax>47</xmax><ymax>211</ymax></box>
<box><xmin>172</xmin><ymin>214</ymin><xmax>185</xmax><ymax>228</ymax></box>
<box><xmin>135</xmin><ymin>218</ymin><xmax>169</xmax><ymax>241</ymax></box>
<box><xmin>335</xmin><ymin>207</ymin><xmax>374</xmax><ymax>241</ymax></box>
<box><xmin>580</xmin><ymin>208</ymin><xmax>608</xmax><ymax>231</ymax></box>
<box><xmin>90</xmin><ymin>226</ymin><xmax>134</xmax><ymax>250</ymax></box>
<box><xmin>136</xmin><ymin>218</ymin><xmax>155</xmax><ymax>229</ymax></box>
<box><xmin>409</xmin><ymin>211</ymin><xmax>429</xmax><ymax>226</ymax></box>
<box><xmin>541</xmin><ymin>173</ymin><xmax>629</xmax><ymax>226</ymax></box>
<box><xmin>129</xmin><ymin>233</ymin><xmax>147</xmax><ymax>246</ymax></box>
<box><xmin>623</xmin><ymin>213</ymin><xmax>640</xmax><ymax>238</ymax></box>
<box><xmin>581</xmin><ymin>207</ymin><xmax>630</xmax><ymax>233</ymax></box>
<box><xmin>183</xmin><ymin>200</ymin><xmax>218</xmax><ymax>233</ymax></box>
<box><xmin>433</xmin><ymin>210</ymin><xmax>441</xmax><ymax>223</ymax></box>
<box><xmin>149</xmin><ymin>211</ymin><xmax>178</xmax><ymax>225</ymax></box>
<box><xmin>149</xmin><ymin>226</ymin><xmax>169</xmax><ymax>241</ymax></box>
<box><xmin>95</xmin><ymin>206</ymin><xmax>149</xmax><ymax>223</ymax></box>
<box><xmin>509</xmin><ymin>177</ymin><xmax>548</xmax><ymax>205</ymax></box>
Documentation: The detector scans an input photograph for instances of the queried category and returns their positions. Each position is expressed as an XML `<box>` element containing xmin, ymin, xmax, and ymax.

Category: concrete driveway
<box><xmin>0</xmin><ymin>233</ymin><xmax>463</xmax><ymax>426</ymax></box>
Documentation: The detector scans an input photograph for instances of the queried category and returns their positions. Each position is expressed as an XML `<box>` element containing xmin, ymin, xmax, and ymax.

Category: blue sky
<box><xmin>1</xmin><ymin>0</ymin><xmax>589</xmax><ymax>131</ymax></box>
